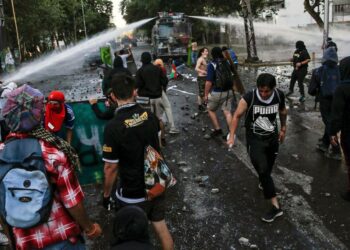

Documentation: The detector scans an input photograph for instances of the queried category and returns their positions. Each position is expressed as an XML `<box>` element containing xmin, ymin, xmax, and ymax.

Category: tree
<box><xmin>304</xmin><ymin>0</ymin><xmax>324</xmax><ymax>29</ymax></box>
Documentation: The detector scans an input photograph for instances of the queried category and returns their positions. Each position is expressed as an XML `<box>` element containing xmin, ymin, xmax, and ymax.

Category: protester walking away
<box><xmin>195</xmin><ymin>47</ymin><xmax>209</xmax><ymax>112</ymax></box>
<box><xmin>205</xmin><ymin>47</ymin><xmax>235</xmax><ymax>138</ymax></box>
<box><xmin>111</xmin><ymin>206</ymin><xmax>155</xmax><ymax>250</ymax></box>
<box><xmin>103</xmin><ymin>55</ymin><xmax>132</xmax><ymax>95</ymax></box>
<box><xmin>118</xmin><ymin>49</ymin><xmax>132</xmax><ymax>69</ymax></box>
<box><xmin>0</xmin><ymin>81</ymin><xmax>17</xmax><ymax>141</ymax></box>
<box><xmin>136</xmin><ymin>52</ymin><xmax>168</xmax><ymax>145</ymax></box>
<box><xmin>0</xmin><ymin>84</ymin><xmax>101</xmax><ymax>249</ymax></box>
<box><xmin>308</xmin><ymin>47</ymin><xmax>341</xmax><ymax>160</ymax></box>
<box><xmin>154</xmin><ymin>59</ymin><xmax>180</xmax><ymax>134</ymax></box>
<box><xmin>222</xmin><ymin>46</ymin><xmax>239</xmax><ymax>70</ymax></box>
<box><xmin>45</xmin><ymin>90</ymin><xmax>75</xmax><ymax>144</ymax></box>
<box><xmin>286</xmin><ymin>41</ymin><xmax>311</xmax><ymax>102</ymax></box>
<box><xmin>227</xmin><ymin>73</ymin><xmax>287</xmax><ymax>222</ymax></box>
<box><xmin>325</xmin><ymin>37</ymin><xmax>338</xmax><ymax>52</ymax></box>
<box><xmin>330</xmin><ymin>56</ymin><xmax>350</xmax><ymax>201</ymax></box>
<box><xmin>191</xmin><ymin>40</ymin><xmax>198</xmax><ymax>66</ymax></box>
<box><xmin>102</xmin><ymin>74</ymin><xmax>174</xmax><ymax>250</ymax></box>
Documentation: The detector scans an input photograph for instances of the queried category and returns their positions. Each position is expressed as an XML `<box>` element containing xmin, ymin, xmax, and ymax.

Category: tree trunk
<box><xmin>304</xmin><ymin>0</ymin><xmax>324</xmax><ymax>29</ymax></box>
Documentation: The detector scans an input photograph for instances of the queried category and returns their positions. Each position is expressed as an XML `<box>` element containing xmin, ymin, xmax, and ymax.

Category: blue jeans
<box><xmin>43</xmin><ymin>240</ymin><xmax>86</xmax><ymax>250</ymax></box>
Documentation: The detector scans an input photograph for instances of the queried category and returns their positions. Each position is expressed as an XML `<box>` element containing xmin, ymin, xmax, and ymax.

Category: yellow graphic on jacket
<box><xmin>103</xmin><ymin>145</ymin><xmax>112</xmax><ymax>153</ymax></box>
<box><xmin>124</xmin><ymin>112</ymin><xmax>148</xmax><ymax>128</ymax></box>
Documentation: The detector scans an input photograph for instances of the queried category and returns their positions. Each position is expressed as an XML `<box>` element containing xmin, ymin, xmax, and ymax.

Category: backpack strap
<box><xmin>244</xmin><ymin>89</ymin><xmax>255</xmax><ymax>124</ymax></box>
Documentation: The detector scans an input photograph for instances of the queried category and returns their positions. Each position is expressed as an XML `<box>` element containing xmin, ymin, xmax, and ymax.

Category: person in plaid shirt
<box><xmin>0</xmin><ymin>85</ymin><xmax>101</xmax><ymax>249</ymax></box>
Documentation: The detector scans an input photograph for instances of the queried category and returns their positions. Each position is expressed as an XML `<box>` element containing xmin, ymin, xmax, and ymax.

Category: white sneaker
<box><xmin>169</xmin><ymin>128</ymin><xmax>180</xmax><ymax>134</ymax></box>
<box><xmin>0</xmin><ymin>232</ymin><xmax>9</xmax><ymax>246</ymax></box>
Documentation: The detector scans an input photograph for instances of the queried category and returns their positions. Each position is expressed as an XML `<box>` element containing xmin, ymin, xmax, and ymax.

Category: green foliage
<box><xmin>3</xmin><ymin>0</ymin><xmax>113</xmax><ymax>59</ymax></box>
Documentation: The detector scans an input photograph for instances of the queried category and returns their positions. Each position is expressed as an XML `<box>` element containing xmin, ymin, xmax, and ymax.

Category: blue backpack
<box><xmin>0</xmin><ymin>138</ymin><xmax>53</xmax><ymax>228</ymax></box>
<box><xmin>320</xmin><ymin>64</ymin><xmax>340</xmax><ymax>97</ymax></box>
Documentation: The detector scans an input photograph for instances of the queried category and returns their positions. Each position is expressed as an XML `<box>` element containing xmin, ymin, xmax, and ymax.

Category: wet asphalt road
<box><xmin>84</xmin><ymin>45</ymin><xmax>350</xmax><ymax>250</ymax></box>
<box><xmin>2</xmin><ymin>44</ymin><xmax>349</xmax><ymax>250</ymax></box>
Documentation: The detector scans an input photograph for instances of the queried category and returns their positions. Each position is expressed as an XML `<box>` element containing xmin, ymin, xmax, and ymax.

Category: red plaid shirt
<box><xmin>1</xmin><ymin>135</ymin><xmax>84</xmax><ymax>250</ymax></box>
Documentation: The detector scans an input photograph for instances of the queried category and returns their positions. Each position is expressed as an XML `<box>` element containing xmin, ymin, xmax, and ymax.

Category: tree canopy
<box><xmin>3</xmin><ymin>0</ymin><xmax>113</xmax><ymax>60</ymax></box>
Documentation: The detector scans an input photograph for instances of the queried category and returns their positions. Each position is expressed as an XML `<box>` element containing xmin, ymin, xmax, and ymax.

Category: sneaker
<box><xmin>0</xmin><ymin>232</ymin><xmax>9</xmax><ymax>246</ymax></box>
<box><xmin>299</xmin><ymin>96</ymin><xmax>305</xmax><ymax>102</ymax></box>
<box><xmin>316</xmin><ymin>142</ymin><xmax>329</xmax><ymax>152</ymax></box>
<box><xmin>325</xmin><ymin>151</ymin><xmax>342</xmax><ymax>161</ymax></box>
<box><xmin>169</xmin><ymin>128</ymin><xmax>180</xmax><ymax>134</ymax></box>
<box><xmin>261</xmin><ymin>206</ymin><xmax>283</xmax><ymax>223</ymax></box>
<box><xmin>285</xmin><ymin>91</ymin><xmax>293</xmax><ymax>97</ymax></box>
<box><xmin>340</xmin><ymin>191</ymin><xmax>350</xmax><ymax>202</ymax></box>
<box><xmin>210</xmin><ymin>129</ymin><xmax>223</xmax><ymax>137</ymax></box>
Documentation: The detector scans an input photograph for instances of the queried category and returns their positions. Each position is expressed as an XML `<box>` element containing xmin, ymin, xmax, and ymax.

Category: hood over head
<box><xmin>113</xmin><ymin>56</ymin><xmax>124</xmax><ymax>68</ymax></box>
<box><xmin>322</xmin><ymin>47</ymin><xmax>338</xmax><ymax>66</ymax></box>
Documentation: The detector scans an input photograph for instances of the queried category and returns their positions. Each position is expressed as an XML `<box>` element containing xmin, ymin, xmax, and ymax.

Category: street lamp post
<box><xmin>81</xmin><ymin>0</ymin><xmax>88</xmax><ymax>39</ymax></box>
<box><xmin>323</xmin><ymin>0</ymin><xmax>330</xmax><ymax>50</ymax></box>
<box><xmin>10</xmin><ymin>0</ymin><xmax>21</xmax><ymax>62</ymax></box>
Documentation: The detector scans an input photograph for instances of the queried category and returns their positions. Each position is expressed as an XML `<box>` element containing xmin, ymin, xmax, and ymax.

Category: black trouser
<box><xmin>289</xmin><ymin>67</ymin><xmax>307</xmax><ymax>96</ymax></box>
<box><xmin>246</xmin><ymin>132</ymin><xmax>279</xmax><ymax>199</ymax></box>
<box><xmin>320</xmin><ymin>97</ymin><xmax>341</xmax><ymax>153</ymax></box>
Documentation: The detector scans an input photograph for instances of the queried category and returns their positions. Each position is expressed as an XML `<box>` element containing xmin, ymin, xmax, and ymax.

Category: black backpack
<box><xmin>212</xmin><ymin>60</ymin><xmax>234</xmax><ymax>91</ymax></box>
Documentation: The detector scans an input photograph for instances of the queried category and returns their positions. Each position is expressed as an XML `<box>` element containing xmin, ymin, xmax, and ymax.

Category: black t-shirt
<box><xmin>292</xmin><ymin>49</ymin><xmax>310</xmax><ymax>69</ymax></box>
<box><xmin>244</xmin><ymin>89</ymin><xmax>286</xmax><ymax>136</ymax></box>
<box><xmin>103</xmin><ymin>103</ymin><xmax>160</xmax><ymax>198</ymax></box>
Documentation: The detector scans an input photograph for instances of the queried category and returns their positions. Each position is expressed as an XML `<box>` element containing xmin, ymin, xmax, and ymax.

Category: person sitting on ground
<box><xmin>330</xmin><ymin>56</ymin><xmax>350</xmax><ymax>201</ymax></box>
<box><xmin>0</xmin><ymin>84</ymin><xmax>101</xmax><ymax>249</ymax></box>
<box><xmin>44</xmin><ymin>90</ymin><xmax>75</xmax><ymax>144</ymax></box>
<box><xmin>111</xmin><ymin>206</ymin><xmax>154</xmax><ymax>250</ymax></box>
<box><xmin>195</xmin><ymin>47</ymin><xmax>209</xmax><ymax>112</ymax></box>
<box><xmin>154</xmin><ymin>58</ymin><xmax>180</xmax><ymax>135</ymax></box>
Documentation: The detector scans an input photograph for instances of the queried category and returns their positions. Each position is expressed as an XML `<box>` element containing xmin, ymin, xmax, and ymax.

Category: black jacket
<box><xmin>136</xmin><ymin>63</ymin><xmax>167</xmax><ymax>99</ymax></box>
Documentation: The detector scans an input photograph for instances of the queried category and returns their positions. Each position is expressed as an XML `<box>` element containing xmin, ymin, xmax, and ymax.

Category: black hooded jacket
<box><xmin>136</xmin><ymin>52</ymin><xmax>167</xmax><ymax>99</ymax></box>
<box><xmin>330</xmin><ymin>56</ymin><xmax>350</xmax><ymax>135</ymax></box>
<box><xmin>103</xmin><ymin>56</ymin><xmax>132</xmax><ymax>95</ymax></box>
<box><xmin>292</xmin><ymin>41</ymin><xmax>310</xmax><ymax>70</ymax></box>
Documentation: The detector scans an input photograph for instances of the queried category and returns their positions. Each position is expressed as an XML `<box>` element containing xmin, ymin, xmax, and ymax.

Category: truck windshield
<box><xmin>158</xmin><ymin>24</ymin><xmax>173</xmax><ymax>37</ymax></box>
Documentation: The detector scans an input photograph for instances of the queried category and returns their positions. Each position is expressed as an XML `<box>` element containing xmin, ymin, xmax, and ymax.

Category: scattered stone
<box><xmin>276</xmin><ymin>229</ymin><xmax>280</xmax><ymax>234</ymax></box>
<box><xmin>211</xmin><ymin>188</ymin><xmax>219</xmax><ymax>194</ymax></box>
<box><xmin>198</xmin><ymin>182</ymin><xmax>206</xmax><ymax>187</ymax></box>
<box><xmin>287</xmin><ymin>193</ymin><xmax>293</xmax><ymax>198</ymax></box>
<box><xmin>177</xmin><ymin>161</ymin><xmax>187</xmax><ymax>166</ymax></box>
<box><xmin>183</xmin><ymin>176</ymin><xmax>188</xmax><ymax>180</ymax></box>
<box><xmin>238</xmin><ymin>237</ymin><xmax>250</xmax><ymax>247</ymax></box>
<box><xmin>202</xmin><ymin>127</ymin><xmax>206</xmax><ymax>132</ymax></box>
<box><xmin>182</xmin><ymin>127</ymin><xmax>189</xmax><ymax>132</ymax></box>
<box><xmin>292</xmin><ymin>154</ymin><xmax>299</xmax><ymax>160</ymax></box>
<box><xmin>182</xmin><ymin>206</ymin><xmax>187</xmax><ymax>212</ymax></box>
<box><xmin>325</xmin><ymin>193</ymin><xmax>331</xmax><ymax>197</ymax></box>
<box><xmin>204</xmin><ymin>134</ymin><xmax>211</xmax><ymax>140</ymax></box>
<box><xmin>250</xmin><ymin>244</ymin><xmax>258</xmax><ymax>249</ymax></box>
<box><xmin>210</xmin><ymin>157</ymin><xmax>215</xmax><ymax>161</ymax></box>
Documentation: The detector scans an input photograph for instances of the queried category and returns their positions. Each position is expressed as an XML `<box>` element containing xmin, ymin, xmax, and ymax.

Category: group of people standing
<box><xmin>0</xmin><ymin>36</ymin><xmax>349</xmax><ymax>250</ymax></box>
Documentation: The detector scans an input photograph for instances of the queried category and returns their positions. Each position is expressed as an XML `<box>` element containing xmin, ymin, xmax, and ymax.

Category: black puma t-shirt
<box><xmin>244</xmin><ymin>88</ymin><xmax>285</xmax><ymax>137</ymax></box>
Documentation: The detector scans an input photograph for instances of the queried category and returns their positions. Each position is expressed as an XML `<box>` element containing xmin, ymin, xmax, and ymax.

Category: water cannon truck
<box><xmin>152</xmin><ymin>12</ymin><xmax>192</xmax><ymax>61</ymax></box>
